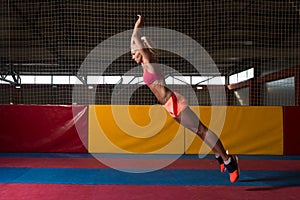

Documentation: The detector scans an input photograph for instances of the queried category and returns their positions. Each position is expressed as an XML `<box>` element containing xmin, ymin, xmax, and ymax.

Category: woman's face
<box><xmin>131</xmin><ymin>50</ymin><xmax>142</xmax><ymax>64</ymax></box>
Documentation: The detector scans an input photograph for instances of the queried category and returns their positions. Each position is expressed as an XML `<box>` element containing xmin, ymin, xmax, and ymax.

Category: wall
<box><xmin>0</xmin><ymin>105</ymin><xmax>87</xmax><ymax>152</ymax></box>
<box><xmin>283</xmin><ymin>106</ymin><xmax>300</xmax><ymax>155</ymax></box>
<box><xmin>89</xmin><ymin>105</ymin><xmax>283</xmax><ymax>155</ymax></box>
<box><xmin>0</xmin><ymin>105</ymin><xmax>299</xmax><ymax>155</ymax></box>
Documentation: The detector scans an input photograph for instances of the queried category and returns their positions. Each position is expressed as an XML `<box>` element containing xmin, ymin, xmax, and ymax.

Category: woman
<box><xmin>131</xmin><ymin>15</ymin><xmax>239</xmax><ymax>183</ymax></box>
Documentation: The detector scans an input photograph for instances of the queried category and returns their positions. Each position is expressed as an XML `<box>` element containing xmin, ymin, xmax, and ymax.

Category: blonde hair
<box><xmin>131</xmin><ymin>36</ymin><xmax>159</xmax><ymax>55</ymax></box>
<box><xmin>141</xmin><ymin>36</ymin><xmax>159</xmax><ymax>55</ymax></box>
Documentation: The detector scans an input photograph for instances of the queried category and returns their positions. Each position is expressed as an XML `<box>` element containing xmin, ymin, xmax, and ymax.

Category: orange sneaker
<box><xmin>215</xmin><ymin>156</ymin><xmax>226</xmax><ymax>173</ymax></box>
<box><xmin>224</xmin><ymin>155</ymin><xmax>240</xmax><ymax>183</ymax></box>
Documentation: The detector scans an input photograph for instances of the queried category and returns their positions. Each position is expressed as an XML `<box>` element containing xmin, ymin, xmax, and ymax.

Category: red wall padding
<box><xmin>283</xmin><ymin>106</ymin><xmax>300</xmax><ymax>155</ymax></box>
<box><xmin>0</xmin><ymin>105</ymin><xmax>88</xmax><ymax>152</ymax></box>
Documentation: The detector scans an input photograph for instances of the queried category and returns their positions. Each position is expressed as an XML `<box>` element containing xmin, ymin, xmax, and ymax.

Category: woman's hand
<box><xmin>134</xmin><ymin>15</ymin><xmax>143</xmax><ymax>29</ymax></box>
<box><xmin>131</xmin><ymin>15</ymin><xmax>143</xmax><ymax>44</ymax></box>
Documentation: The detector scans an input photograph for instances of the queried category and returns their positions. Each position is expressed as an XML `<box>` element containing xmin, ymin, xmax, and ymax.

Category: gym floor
<box><xmin>0</xmin><ymin>153</ymin><xmax>299</xmax><ymax>200</ymax></box>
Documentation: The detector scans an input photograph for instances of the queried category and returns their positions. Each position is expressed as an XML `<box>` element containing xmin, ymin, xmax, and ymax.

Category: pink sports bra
<box><xmin>143</xmin><ymin>70</ymin><xmax>164</xmax><ymax>86</ymax></box>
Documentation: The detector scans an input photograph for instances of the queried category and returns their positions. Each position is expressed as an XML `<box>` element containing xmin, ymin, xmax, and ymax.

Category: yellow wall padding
<box><xmin>89</xmin><ymin>105</ymin><xmax>184</xmax><ymax>154</ymax></box>
<box><xmin>185</xmin><ymin>106</ymin><xmax>283</xmax><ymax>155</ymax></box>
<box><xmin>89</xmin><ymin>105</ymin><xmax>283</xmax><ymax>155</ymax></box>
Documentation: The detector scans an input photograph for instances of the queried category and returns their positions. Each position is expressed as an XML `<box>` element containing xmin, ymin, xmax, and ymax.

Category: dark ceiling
<box><xmin>0</xmin><ymin>0</ymin><xmax>299</xmax><ymax>77</ymax></box>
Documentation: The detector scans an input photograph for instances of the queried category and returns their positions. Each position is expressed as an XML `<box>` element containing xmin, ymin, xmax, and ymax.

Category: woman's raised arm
<box><xmin>131</xmin><ymin>15</ymin><xmax>152</xmax><ymax>63</ymax></box>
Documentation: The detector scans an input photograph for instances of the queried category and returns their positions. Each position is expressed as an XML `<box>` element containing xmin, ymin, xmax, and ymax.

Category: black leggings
<box><xmin>174</xmin><ymin>106</ymin><xmax>227</xmax><ymax>155</ymax></box>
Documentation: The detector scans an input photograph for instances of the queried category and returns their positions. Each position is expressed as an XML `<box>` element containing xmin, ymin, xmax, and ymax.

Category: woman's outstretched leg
<box><xmin>174</xmin><ymin>107</ymin><xmax>240</xmax><ymax>183</ymax></box>
<box><xmin>174</xmin><ymin>107</ymin><xmax>228</xmax><ymax>161</ymax></box>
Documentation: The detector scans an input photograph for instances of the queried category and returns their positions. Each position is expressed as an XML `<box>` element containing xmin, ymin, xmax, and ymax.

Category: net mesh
<box><xmin>0</xmin><ymin>0</ymin><xmax>299</xmax><ymax>105</ymax></box>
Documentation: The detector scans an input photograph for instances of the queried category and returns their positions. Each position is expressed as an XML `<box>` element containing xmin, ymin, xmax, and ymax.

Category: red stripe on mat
<box><xmin>0</xmin><ymin>184</ymin><xmax>299</xmax><ymax>200</ymax></box>
<box><xmin>1</xmin><ymin>158</ymin><xmax>300</xmax><ymax>170</ymax></box>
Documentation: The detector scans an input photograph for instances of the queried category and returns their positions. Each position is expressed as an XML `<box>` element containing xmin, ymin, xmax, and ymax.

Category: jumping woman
<box><xmin>131</xmin><ymin>15</ymin><xmax>239</xmax><ymax>183</ymax></box>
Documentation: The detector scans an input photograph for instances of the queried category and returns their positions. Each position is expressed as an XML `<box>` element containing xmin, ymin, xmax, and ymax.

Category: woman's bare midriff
<box><xmin>148</xmin><ymin>80</ymin><xmax>173</xmax><ymax>105</ymax></box>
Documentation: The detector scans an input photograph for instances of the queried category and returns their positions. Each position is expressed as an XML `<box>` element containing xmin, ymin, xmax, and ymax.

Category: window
<box><xmin>229</xmin><ymin>68</ymin><xmax>254</xmax><ymax>84</ymax></box>
<box><xmin>35</xmin><ymin>76</ymin><xmax>51</xmax><ymax>84</ymax></box>
<box><xmin>4</xmin><ymin>75</ymin><xmax>227</xmax><ymax>86</ymax></box>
